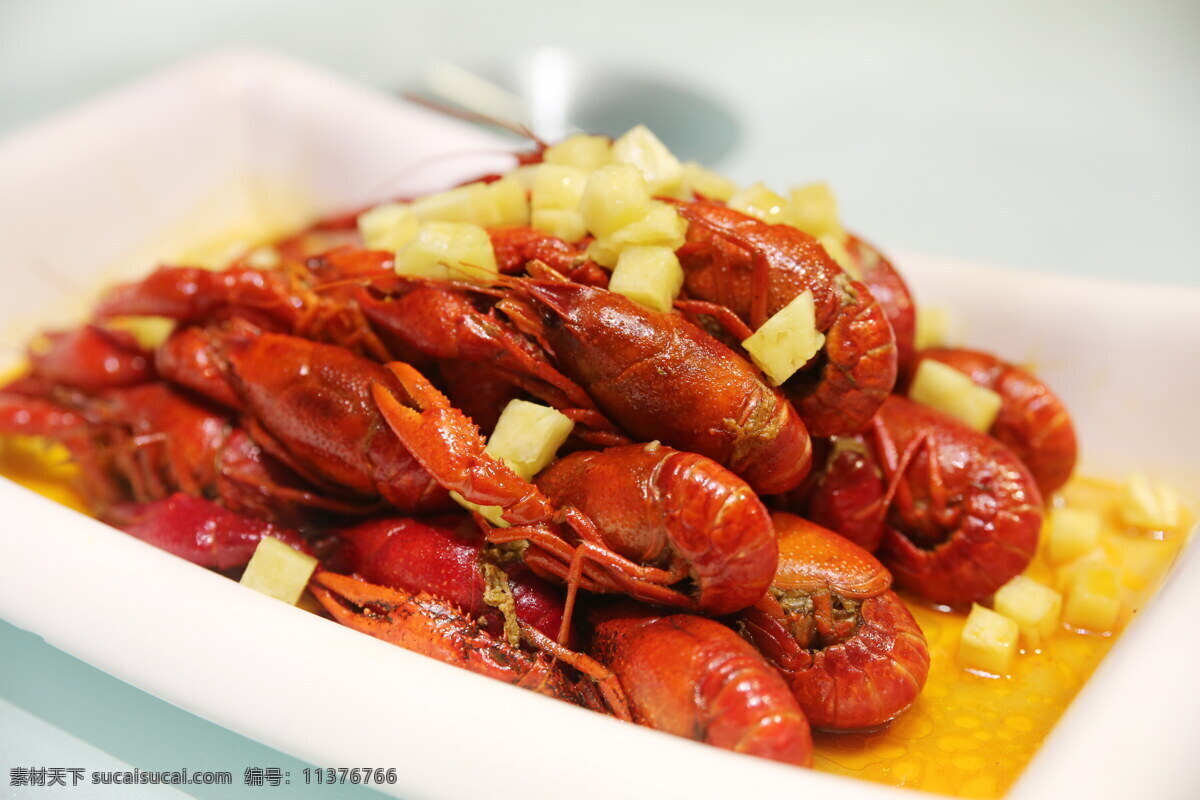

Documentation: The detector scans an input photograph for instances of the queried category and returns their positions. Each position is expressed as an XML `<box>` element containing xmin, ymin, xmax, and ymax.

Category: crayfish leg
<box><xmin>673</xmin><ymin>298</ymin><xmax>755</xmax><ymax>342</ymax></box>
<box><xmin>518</xmin><ymin>622</ymin><xmax>632</xmax><ymax>722</ymax></box>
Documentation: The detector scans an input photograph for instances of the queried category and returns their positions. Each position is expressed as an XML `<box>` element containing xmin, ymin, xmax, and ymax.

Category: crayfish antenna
<box><xmin>399</xmin><ymin>91</ymin><xmax>547</xmax><ymax>151</ymax></box>
<box><xmin>524</xmin><ymin>260</ymin><xmax>571</xmax><ymax>282</ymax></box>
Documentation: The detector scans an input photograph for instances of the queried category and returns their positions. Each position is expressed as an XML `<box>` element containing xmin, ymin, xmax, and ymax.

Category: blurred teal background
<box><xmin>2</xmin><ymin>0</ymin><xmax>1198</xmax><ymax>285</ymax></box>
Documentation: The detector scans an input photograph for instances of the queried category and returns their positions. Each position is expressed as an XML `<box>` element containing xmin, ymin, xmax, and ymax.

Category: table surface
<box><xmin>1</xmin><ymin>1</ymin><xmax>1197</xmax><ymax>798</ymax></box>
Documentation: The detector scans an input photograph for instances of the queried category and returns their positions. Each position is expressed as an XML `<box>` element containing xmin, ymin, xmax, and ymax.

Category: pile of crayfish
<box><xmin>0</xmin><ymin>139</ymin><xmax>1078</xmax><ymax>769</ymax></box>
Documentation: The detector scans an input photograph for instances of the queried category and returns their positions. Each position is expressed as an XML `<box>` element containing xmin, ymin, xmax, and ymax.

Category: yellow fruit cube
<box><xmin>959</xmin><ymin>603</ymin><xmax>1019</xmax><ymax>675</ymax></box>
<box><xmin>607</xmin><ymin>246</ymin><xmax>684</xmax><ymax>313</ymax></box>
<box><xmin>680</xmin><ymin>161</ymin><xmax>738</xmax><ymax>202</ymax></box>
<box><xmin>531</xmin><ymin>208</ymin><xmax>587</xmax><ymax>242</ymax></box>
<box><xmin>908</xmin><ymin>359</ymin><xmax>1003</xmax><ymax>432</ymax></box>
<box><xmin>503</xmin><ymin>164</ymin><xmax>542</xmax><ymax>190</ymax></box>
<box><xmin>544</xmin><ymin>134</ymin><xmax>611</xmax><ymax>171</ymax></box>
<box><xmin>993</xmin><ymin>575</ymin><xmax>1062</xmax><ymax>649</ymax></box>
<box><xmin>358</xmin><ymin>202</ymin><xmax>419</xmax><ymax>252</ymax></box>
<box><xmin>240</xmin><ymin>538</ymin><xmax>318</xmax><ymax>605</ymax></box>
<box><xmin>585</xmin><ymin>238</ymin><xmax>622</xmax><ymax>269</ymax></box>
<box><xmin>789</xmin><ymin>183</ymin><xmax>845</xmax><ymax>239</ymax></box>
<box><xmin>612</xmin><ymin>125</ymin><xmax>683</xmax><ymax>196</ymax></box>
<box><xmin>483</xmin><ymin>177</ymin><xmax>530</xmax><ymax>227</ymax></box>
<box><xmin>1119</xmin><ymin>472</ymin><xmax>1184</xmax><ymax>531</ymax></box>
<box><xmin>407</xmin><ymin>178</ymin><xmax>529</xmax><ymax>227</ymax></box>
<box><xmin>608</xmin><ymin>201</ymin><xmax>688</xmax><ymax>249</ymax></box>
<box><xmin>410</xmin><ymin>182</ymin><xmax>489</xmax><ymax>224</ymax></box>
<box><xmin>107</xmin><ymin>316</ymin><xmax>175</xmax><ymax>350</ymax></box>
<box><xmin>485</xmin><ymin>399</ymin><xmax>575</xmax><ymax>480</ymax></box>
<box><xmin>579</xmin><ymin>164</ymin><xmax>651</xmax><ymax>238</ymax></box>
<box><xmin>817</xmin><ymin>233</ymin><xmax>857</xmax><ymax>277</ymax></box>
<box><xmin>741</xmin><ymin>290</ymin><xmax>826</xmax><ymax>385</ymax></box>
<box><xmin>1062</xmin><ymin>563</ymin><xmax>1122</xmax><ymax>632</ymax></box>
<box><xmin>451</xmin><ymin>496</ymin><xmax>508</xmax><ymax>528</ymax></box>
<box><xmin>728</xmin><ymin>183</ymin><xmax>790</xmax><ymax>225</ymax></box>
<box><xmin>531</xmin><ymin>164</ymin><xmax>589</xmax><ymax>211</ymax></box>
<box><xmin>243</xmin><ymin>246</ymin><xmax>282</xmax><ymax>270</ymax></box>
<box><xmin>453</xmin><ymin>400</ymin><xmax>575</xmax><ymax>525</ymax></box>
<box><xmin>1046</xmin><ymin>507</ymin><xmax>1102</xmax><ymax>565</ymax></box>
<box><xmin>914</xmin><ymin>307</ymin><xmax>950</xmax><ymax>350</ymax></box>
<box><xmin>394</xmin><ymin>221</ymin><xmax>497</xmax><ymax>282</ymax></box>
<box><xmin>1053</xmin><ymin>547</ymin><xmax>1108</xmax><ymax>591</ymax></box>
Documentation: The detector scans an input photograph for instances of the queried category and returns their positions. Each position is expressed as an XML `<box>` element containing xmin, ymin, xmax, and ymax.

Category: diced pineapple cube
<box><xmin>452</xmin><ymin>400</ymin><xmax>575</xmax><ymax>525</ymax></box>
<box><xmin>106</xmin><ymin>316</ymin><xmax>175</xmax><ymax>350</ymax></box>
<box><xmin>531</xmin><ymin>164</ymin><xmax>589</xmax><ymax>211</ymax></box>
<box><xmin>608</xmin><ymin>201</ymin><xmax>688</xmax><ymax>249</ymax></box>
<box><xmin>240</xmin><ymin>537</ymin><xmax>318</xmax><ymax>605</ymax></box>
<box><xmin>817</xmin><ymin>233</ymin><xmax>857</xmax><ymax>277</ymax></box>
<box><xmin>531</xmin><ymin>208</ymin><xmax>587</xmax><ymax>242</ymax></box>
<box><xmin>1053</xmin><ymin>547</ymin><xmax>1109</xmax><ymax>592</ymax></box>
<box><xmin>486</xmin><ymin>399</ymin><xmax>576</xmax><ymax>480</ymax></box>
<box><xmin>544</xmin><ymin>134</ymin><xmax>611</xmax><ymax>171</ymax></box>
<box><xmin>184</xmin><ymin>239</ymin><xmax>256</xmax><ymax>271</ymax></box>
<box><xmin>908</xmin><ymin>359</ymin><xmax>1003</xmax><ymax>432</ymax></box>
<box><xmin>680</xmin><ymin>161</ymin><xmax>738</xmax><ymax>202</ymax></box>
<box><xmin>741</xmin><ymin>290</ymin><xmax>826</xmax><ymax>385</ymax></box>
<box><xmin>585</xmin><ymin>238</ymin><xmax>622</xmax><ymax>269</ymax></box>
<box><xmin>504</xmin><ymin>164</ymin><xmax>543</xmax><ymax>190</ymax></box>
<box><xmin>483</xmin><ymin>177</ymin><xmax>530</xmax><ymax>227</ymax></box>
<box><xmin>1062</xmin><ymin>563</ymin><xmax>1122</xmax><ymax>632</ymax></box>
<box><xmin>608</xmin><ymin>246</ymin><xmax>684</xmax><ymax>313</ymax></box>
<box><xmin>959</xmin><ymin>603</ymin><xmax>1019</xmax><ymax>675</ymax></box>
<box><xmin>585</xmin><ymin>202</ymin><xmax>687</xmax><ymax>269</ymax></box>
<box><xmin>612</xmin><ymin>125</ymin><xmax>683</xmax><ymax>196</ymax></box>
<box><xmin>728</xmin><ymin>183</ymin><xmax>790</xmax><ymax>225</ymax></box>
<box><xmin>243</xmin><ymin>246</ymin><xmax>282</xmax><ymax>270</ymax></box>
<box><xmin>789</xmin><ymin>183</ymin><xmax>845</xmax><ymax>239</ymax></box>
<box><xmin>914</xmin><ymin>307</ymin><xmax>950</xmax><ymax>350</ymax></box>
<box><xmin>1119</xmin><ymin>472</ymin><xmax>1183</xmax><ymax>531</ymax></box>
<box><xmin>453</xmin><ymin>496</ymin><xmax>510</xmax><ymax>528</ymax></box>
<box><xmin>993</xmin><ymin>575</ymin><xmax>1062</xmax><ymax>649</ymax></box>
<box><xmin>579</xmin><ymin>164</ymin><xmax>651</xmax><ymax>238</ymax></box>
<box><xmin>410</xmin><ymin>182</ymin><xmax>489</xmax><ymax>224</ymax></box>
<box><xmin>394</xmin><ymin>221</ymin><xmax>497</xmax><ymax>282</ymax></box>
<box><xmin>1046</xmin><ymin>507</ymin><xmax>1102</xmax><ymax>565</ymax></box>
<box><xmin>358</xmin><ymin>202</ymin><xmax>419</xmax><ymax>252</ymax></box>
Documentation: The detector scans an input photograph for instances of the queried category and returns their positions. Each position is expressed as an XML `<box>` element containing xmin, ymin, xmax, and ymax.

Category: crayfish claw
<box><xmin>382</xmin><ymin>362</ymin><xmax>452</xmax><ymax>412</ymax></box>
<box><xmin>309</xmin><ymin>571</ymin><xmax>583</xmax><ymax>704</ymax></box>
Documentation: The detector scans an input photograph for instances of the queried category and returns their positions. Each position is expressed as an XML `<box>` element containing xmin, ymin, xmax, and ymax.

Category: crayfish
<box><xmin>0</xmin><ymin>129</ymin><xmax>1083</xmax><ymax>772</ymax></box>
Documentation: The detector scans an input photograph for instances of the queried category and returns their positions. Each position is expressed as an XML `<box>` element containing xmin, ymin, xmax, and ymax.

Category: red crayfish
<box><xmin>372</xmin><ymin>364</ymin><xmax>780</xmax><ymax>625</ymax></box>
<box><xmin>803</xmin><ymin>395</ymin><xmax>1044</xmax><ymax>605</ymax></box>
<box><xmin>736</xmin><ymin>513</ymin><xmax>929</xmax><ymax>731</ymax></box>
<box><xmin>0</xmin><ymin>135</ymin><xmax>1088</xmax><ymax>775</ymax></box>
<box><xmin>912</xmin><ymin>347</ymin><xmax>1077</xmax><ymax>495</ymax></box>
<box><xmin>675</xmin><ymin>203</ymin><xmax>898</xmax><ymax>437</ymax></box>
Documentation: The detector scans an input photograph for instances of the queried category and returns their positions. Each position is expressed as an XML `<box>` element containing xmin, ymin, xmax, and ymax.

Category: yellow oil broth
<box><xmin>811</xmin><ymin>475</ymin><xmax>1192</xmax><ymax>798</ymax></box>
<box><xmin>0</xmin><ymin>437</ymin><xmax>88</xmax><ymax>513</ymax></box>
<box><xmin>0</xmin><ymin>434</ymin><xmax>1191</xmax><ymax>798</ymax></box>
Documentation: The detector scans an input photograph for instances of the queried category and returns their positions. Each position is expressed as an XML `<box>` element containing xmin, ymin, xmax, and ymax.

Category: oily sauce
<box><xmin>0</xmin><ymin>436</ymin><xmax>1191</xmax><ymax>799</ymax></box>
<box><xmin>811</xmin><ymin>476</ymin><xmax>1191</xmax><ymax>798</ymax></box>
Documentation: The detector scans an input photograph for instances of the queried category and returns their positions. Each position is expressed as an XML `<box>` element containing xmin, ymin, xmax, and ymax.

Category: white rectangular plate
<box><xmin>0</xmin><ymin>49</ymin><xmax>1197</xmax><ymax>800</ymax></box>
